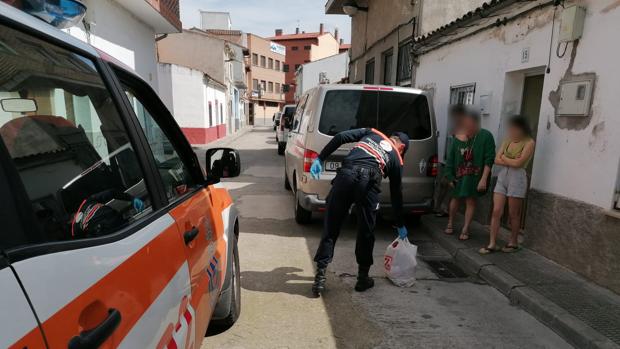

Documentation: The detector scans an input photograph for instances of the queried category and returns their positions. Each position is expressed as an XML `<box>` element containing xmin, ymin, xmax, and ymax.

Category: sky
<box><xmin>179</xmin><ymin>0</ymin><xmax>351</xmax><ymax>42</ymax></box>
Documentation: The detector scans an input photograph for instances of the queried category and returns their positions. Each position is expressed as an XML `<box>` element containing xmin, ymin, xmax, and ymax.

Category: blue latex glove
<box><xmin>133</xmin><ymin>198</ymin><xmax>145</xmax><ymax>213</ymax></box>
<box><xmin>397</xmin><ymin>226</ymin><xmax>408</xmax><ymax>239</ymax></box>
<box><xmin>310</xmin><ymin>158</ymin><xmax>323</xmax><ymax>180</ymax></box>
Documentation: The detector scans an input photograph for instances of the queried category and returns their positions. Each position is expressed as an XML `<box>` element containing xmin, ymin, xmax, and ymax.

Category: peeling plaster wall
<box><xmin>416</xmin><ymin>0</ymin><xmax>620</xmax><ymax>210</ymax></box>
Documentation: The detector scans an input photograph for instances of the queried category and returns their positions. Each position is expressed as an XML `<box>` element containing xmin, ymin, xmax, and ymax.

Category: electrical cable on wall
<box><xmin>546</xmin><ymin>5</ymin><xmax>558</xmax><ymax>74</ymax></box>
<box><xmin>556</xmin><ymin>41</ymin><xmax>569</xmax><ymax>58</ymax></box>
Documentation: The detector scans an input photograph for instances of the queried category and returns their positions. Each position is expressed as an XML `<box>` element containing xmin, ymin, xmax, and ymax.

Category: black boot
<box><xmin>312</xmin><ymin>267</ymin><xmax>327</xmax><ymax>296</ymax></box>
<box><xmin>355</xmin><ymin>266</ymin><xmax>374</xmax><ymax>292</ymax></box>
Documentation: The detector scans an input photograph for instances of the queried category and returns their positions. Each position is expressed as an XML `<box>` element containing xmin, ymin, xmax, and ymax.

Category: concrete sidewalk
<box><xmin>421</xmin><ymin>215</ymin><xmax>620</xmax><ymax>349</ymax></box>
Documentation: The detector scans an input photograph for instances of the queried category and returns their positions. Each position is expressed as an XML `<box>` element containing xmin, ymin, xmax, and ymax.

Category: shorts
<box><xmin>494</xmin><ymin>166</ymin><xmax>528</xmax><ymax>198</ymax></box>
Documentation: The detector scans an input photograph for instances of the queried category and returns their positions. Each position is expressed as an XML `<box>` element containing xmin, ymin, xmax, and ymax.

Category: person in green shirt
<box><xmin>444</xmin><ymin>107</ymin><xmax>496</xmax><ymax>241</ymax></box>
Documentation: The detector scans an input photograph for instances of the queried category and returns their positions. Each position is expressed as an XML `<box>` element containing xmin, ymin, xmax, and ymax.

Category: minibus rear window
<box><xmin>378</xmin><ymin>91</ymin><xmax>432</xmax><ymax>140</ymax></box>
<box><xmin>318</xmin><ymin>90</ymin><xmax>376</xmax><ymax>136</ymax></box>
<box><xmin>318</xmin><ymin>90</ymin><xmax>432</xmax><ymax>140</ymax></box>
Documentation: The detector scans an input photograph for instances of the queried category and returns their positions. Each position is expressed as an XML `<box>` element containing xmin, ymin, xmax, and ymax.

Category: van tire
<box><xmin>284</xmin><ymin>170</ymin><xmax>292</xmax><ymax>191</ymax></box>
<box><xmin>277</xmin><ymin>142</ymin><xmax>285</xmax><ymax>155</ymax></box>
<box><xmin>211</xmin><ymin>238</ymin><xmax>241</xmax><ymax>328</ymax></box>
<box><xmin>295</xmin><ymin>190</ymin><xmax>312</xmax><ymax>224</ymax></box>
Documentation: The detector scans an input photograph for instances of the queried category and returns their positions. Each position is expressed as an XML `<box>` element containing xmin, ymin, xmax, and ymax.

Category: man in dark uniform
<box><xmin>310</xmin><ymin>128</ymin><xmax>410</xmax><ymax>295</ymax></box>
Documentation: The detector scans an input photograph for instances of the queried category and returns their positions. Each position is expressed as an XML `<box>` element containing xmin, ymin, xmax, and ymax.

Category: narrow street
<box><xmin>198</xmin><ymin>125</ymin><xmax>570</xmax><ymax>349</ymax></box>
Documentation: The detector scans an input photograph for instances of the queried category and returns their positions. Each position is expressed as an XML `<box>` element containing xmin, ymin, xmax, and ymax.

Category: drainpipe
<box><xmin>411</xmin><ymin>0</ymin><xmax>422</xmax><ymax>87</ymax></box>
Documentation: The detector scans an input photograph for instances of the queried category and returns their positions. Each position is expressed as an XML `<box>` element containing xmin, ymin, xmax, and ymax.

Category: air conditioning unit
<box><xmin>319</xmin><ymin>72</ymin><xmax>330</xmax><ymax>85</ymax></box>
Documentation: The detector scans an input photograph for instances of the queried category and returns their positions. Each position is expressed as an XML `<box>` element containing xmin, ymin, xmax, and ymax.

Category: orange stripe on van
<box><xmin>11</xmin><ymin>223</ymin><xmax>187</xmax><ymax>349</ymax></box>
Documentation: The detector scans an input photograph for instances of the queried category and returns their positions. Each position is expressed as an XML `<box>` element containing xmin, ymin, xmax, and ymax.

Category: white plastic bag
<box><xmin>384</xmin><ymin>237</ymin><xmax>418</xmax><ymax>287</ymax></box>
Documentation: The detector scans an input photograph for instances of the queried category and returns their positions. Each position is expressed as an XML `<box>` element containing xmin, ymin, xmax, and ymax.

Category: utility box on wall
<box><xmin>557</xmin><ymin>78</ymin><xmax>594</xmax><ymax>116</ymax></box>
<box><xmin>559</xmin><ymin>6</ymin><xmax>586</xmax><ymax>42</ymax></box>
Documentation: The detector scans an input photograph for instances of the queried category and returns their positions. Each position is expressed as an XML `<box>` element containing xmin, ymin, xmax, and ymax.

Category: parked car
<box><xmin>0</xmin><ymin>3</ymin><xmax>241</xmax><ymax>348</ymax></box>
<box><xmin>284</xmin><ymin>84</ymin><xmax>438</xmax><ymax>224</ymax></box>
<box><xmin>276</xmin><ymin>104</ymin><xmax>296</xmax><ymax>155</ymax></box>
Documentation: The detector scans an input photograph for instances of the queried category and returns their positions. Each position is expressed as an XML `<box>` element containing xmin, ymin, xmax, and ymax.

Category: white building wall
<box><xmin>158</xmin><ymin>64</ymin><xmax>227</xmax><ymax>131</ymax></box>
<box><xmin>65</xmin><ymin>0</ymin><xmax>159</xmax><ymax>90</ymax></box>
<box><xmin>296</xmin><ymin>52</ymin><xmax>349</xmax><ymax>99</ymax></box>
<box><xmin>416</xmin><ymin>1</ymin><xmax>620</xmax><ymax>209</ymax></box>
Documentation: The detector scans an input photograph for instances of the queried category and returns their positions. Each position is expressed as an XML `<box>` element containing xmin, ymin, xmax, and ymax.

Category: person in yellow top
<box><xmin>480</xmin><ymin>116</ymin><xmax>535</xmax><ymax>254</ymax></box>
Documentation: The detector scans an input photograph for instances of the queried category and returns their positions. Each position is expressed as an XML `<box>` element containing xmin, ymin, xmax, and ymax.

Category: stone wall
<box><xmin>525</xmin><ymin>189</ymin><xmax>620</xmax><ymax>294</ymax></box>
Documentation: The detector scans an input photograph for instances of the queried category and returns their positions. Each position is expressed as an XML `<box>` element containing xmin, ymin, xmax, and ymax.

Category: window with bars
<box><xmin>260</xmin><ymin>55</ymin><xmax>266</xmax><ymax>67</ymax></box>
<box><xmin>450</xmin><ymin>84</ymin><xmax>476</xmax><ymax>105</ymax></box>
<box><xmin>268</xmin><ymin>58</ymin><xmax>274</xmax><ymax>69</ymax></box>
<box><xmin>268</xmin><ymin>81</ymin><xmax>274</xmax><ymax>93</ymax></box>
<box><xmin>382</xmin><ymin>49</ymin><xmax>393</xmax><ymax>85</ymax></box>
<box><xmin>365</xmin><ymin>59</ymin><xmax>375</xmax><ymax>84</ymax></box>
<box><xmin>396</xmin><ymin>40</ymin><xmax>412</xmax><ymax>85</ymax></box>
<box><xmin>275</xmin><ymin>60</ymin><xmax>281</xmax><ymax>71</ymax></box>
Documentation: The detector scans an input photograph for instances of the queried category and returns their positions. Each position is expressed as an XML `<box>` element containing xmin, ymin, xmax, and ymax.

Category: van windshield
<box><xmin>318</xmin><ymin>90</ymin><xmax>432</xmax><ymax>140</ymax></box>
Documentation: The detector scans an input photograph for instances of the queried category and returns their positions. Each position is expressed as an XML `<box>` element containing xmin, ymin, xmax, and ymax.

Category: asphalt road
<box><xmin>197</xmin><ymin>125</ymin><xmax>571</xmax><ymax>349</ymax></box>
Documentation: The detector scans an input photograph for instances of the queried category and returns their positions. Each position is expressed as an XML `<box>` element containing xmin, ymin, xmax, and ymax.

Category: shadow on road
<box><xmin>240</xmin><ymin>267</ymin><xmax>316</xmax><ymax>298</ymax></box>
<box><xmin>198</xmin><ymin>128</ymin><xmax>392</xmax><ymax>347</ymax></box>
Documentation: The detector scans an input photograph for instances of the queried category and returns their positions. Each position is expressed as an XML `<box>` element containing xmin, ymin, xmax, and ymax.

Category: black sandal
<box><xmin>502</xmin><ymin>245</ymin><xmax>521</xmax><ymax>253</ymax></box>
<box><xmin>458</xmin><ymin>231</ymin><xmax>470</xmax><ymax>241</ymax></box>
<box><xmin>479</xmin><ymin>246</ymin><xmax>499</xmax><ymax>255</ymax></box>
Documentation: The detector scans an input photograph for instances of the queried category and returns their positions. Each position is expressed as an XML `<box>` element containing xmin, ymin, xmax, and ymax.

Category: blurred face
<box><xmin>507</xmin><ymin>123</ymin><xmax>526</xmax><ymax>140</ymax></box>
<box><xmin>462</xmin><ymin>115</ymin><xmax>479</xmax><ymax>133</ymax></box>
<box><xmin>450</xmin><ymin>113</ymin><xmax>466</xmax><ymax>132</ymax></box>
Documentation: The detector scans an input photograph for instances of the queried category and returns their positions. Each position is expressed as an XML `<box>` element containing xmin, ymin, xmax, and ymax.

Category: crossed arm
<box><xmin>495</xmin><ymin>140</ymin><xmax>535</xmax><ymax>168</ymax></box>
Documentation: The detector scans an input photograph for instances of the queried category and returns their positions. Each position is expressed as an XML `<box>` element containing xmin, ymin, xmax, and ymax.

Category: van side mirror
<box><xmin>293</xmin><ymin>119</ymin><xmax>299</xmax><ymax>130</ymax></box>
<box><xmin>205</xmin><ymin>148</ymin><xmax>241</xmax><ymax>181</ymax></box>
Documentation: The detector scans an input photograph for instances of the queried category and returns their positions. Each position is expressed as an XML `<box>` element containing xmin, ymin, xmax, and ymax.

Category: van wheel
<box><xmin>277</xmin><ymin>142</ymin><xmax>285</xmax><ymax>155</ymax></box>
<box><xmin>295</xmin><ymin>189</ymin><xmax>312</xmax><ymax>224</ymax></box>
<box><xmin>211</xmin><ymin>238</ymin><xmax>241</xmax><ymax>328</ymax></box>
<box><xmin>284</xmin><ymin>170</ymin><xmax>292</xmax><ymax>191</ymax></box>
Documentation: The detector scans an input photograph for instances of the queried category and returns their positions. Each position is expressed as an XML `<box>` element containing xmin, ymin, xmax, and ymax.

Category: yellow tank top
<box><xmin>501</xmin><ymin>138</ymin><xmax>532</xmax><ymax>168</ymax></box>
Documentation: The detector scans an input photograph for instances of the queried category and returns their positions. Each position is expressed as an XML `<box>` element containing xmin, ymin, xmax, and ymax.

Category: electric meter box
<box><xmin>559</xmin><ymin>6</ymin><xmax>586</xmax><ymax>43</ymax></box>
<box><xmin>557</xmin><ymin>78</ymin><xmax>594</xmax><ymax>116</ymax></box>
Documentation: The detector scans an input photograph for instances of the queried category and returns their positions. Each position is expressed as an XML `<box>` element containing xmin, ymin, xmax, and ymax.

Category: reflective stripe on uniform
<box><xmin>371</xmin><ymin>128</ymin><xmax>404</xmax><ymax>165</ymax></box>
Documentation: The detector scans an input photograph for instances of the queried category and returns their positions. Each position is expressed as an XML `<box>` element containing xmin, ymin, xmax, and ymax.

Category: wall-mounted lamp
<box><xmin>343</xmin><ymin>1</ymin><xmax>368</xmax><ymax>16</ymax></box>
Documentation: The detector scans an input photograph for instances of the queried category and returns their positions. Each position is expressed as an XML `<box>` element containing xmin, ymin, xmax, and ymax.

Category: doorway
<box><xmin>521</xmin><ymin>75</ymin><xmax>544</xmax><ymax>142</ymax></box>
<box><xmin>501</xmin><ymin>73</ymin><xmax>544</xmax><ymax>229</ymax></box>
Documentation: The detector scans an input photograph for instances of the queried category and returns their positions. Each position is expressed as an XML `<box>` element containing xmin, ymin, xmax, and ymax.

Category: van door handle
<box><xmin>184</xmin><ymin>227</ymin><xmax>200</xmax><ymax>245</ymax></box>
<box><xmin>68</xmin><ymin>309</ymin><xmax>121</xmax><ymax>349</ymax></box>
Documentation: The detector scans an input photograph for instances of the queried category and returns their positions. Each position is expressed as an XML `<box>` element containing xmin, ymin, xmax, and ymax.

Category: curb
<box><xmin>422</xmin><ymin>216</ymin><xmax>620</xmax><ymax>349</ymax></box>
<box><xmin>510</xmin><ymin>287</ymin><xmax>619</xmax><ymax>349</ymax></box>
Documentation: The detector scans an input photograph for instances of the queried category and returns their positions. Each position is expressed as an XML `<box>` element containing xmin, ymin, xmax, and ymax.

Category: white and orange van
<box><xmin>0</xmin><ymin>3</ymin><xmax>241</xmax><ymax>348</ymax></box>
